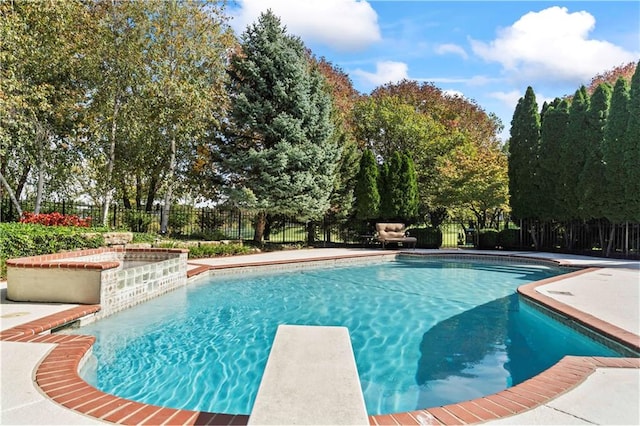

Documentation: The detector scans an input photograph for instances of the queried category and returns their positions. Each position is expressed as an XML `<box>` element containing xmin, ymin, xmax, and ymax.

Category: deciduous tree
<box><xmin>0</xmin><ymin>0</ymin><xmax>93</xmax><ymax>213</ymax></box>
<box><xmin>140</xmin><ymin>0</ymin><xmax>233</xmax><ymax>233</ymax></box>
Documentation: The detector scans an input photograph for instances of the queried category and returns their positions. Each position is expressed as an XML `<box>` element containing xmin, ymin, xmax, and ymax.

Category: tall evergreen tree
<box><xmin>353</xmin><ymin>149</ymin><xmax>380</xmax><ymax>220</ymax></box>
<box><xmin>221</xmin><ymin>11</ymin><xmax>339</xmax><ymax>241</ymax></box>
<box><xmin>379</xmin><ymin>152</ymin><xmax>404</xmax><ymax>220</ymax></box>
<box><xmin>558</xmin><ymin>86</ymin><xmax>590</xmax><ymax>221</ymax></box>
<box><xmin>397</xmin><ymin>153</ymin><xmax>419</xmax><ymax>221</ymax></box>
<box><xmin>624</xmin><ymin>61</ymin><xmax>640</xmax><ymax>221</ymax></box>
<box><xmin>602</xmin><ymin>78</ymin><xmax>631</xmax><ymax>223</ymax></box>
<box><xmin>579</xmin><ymin>83</ymin><xmax>612</xmax><ymax>219</ymax></box>
<box><xmin>378</xmin><ymin>161</ymin><xmax>392</xmax><ymax>220</ymax></box>
<box><xmin>508</xmin><ymin>86</ymin><xmax>540</xmax><ymax>220</ymax></box>
<box><xmin>538</xmin><ymin>98</ymin><xmax>569</xmax><ymax>220</ymax></box>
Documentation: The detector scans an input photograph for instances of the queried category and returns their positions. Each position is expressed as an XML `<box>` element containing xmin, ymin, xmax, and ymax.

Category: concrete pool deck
<box><xmin>1</xmin><ymin>248</ymin><xmax>638</xmax><ymax>425</ymax></box>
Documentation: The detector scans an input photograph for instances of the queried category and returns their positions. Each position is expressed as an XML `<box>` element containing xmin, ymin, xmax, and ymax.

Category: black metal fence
<box><xmin>1</xmin><ymin>198</ymin><xmax>638</xmax><ymax>258</ymax></box>
<box><xmin>515</xmin><ymin>219</ymin><xmax>640</xmax><ymax>259</ymax></box>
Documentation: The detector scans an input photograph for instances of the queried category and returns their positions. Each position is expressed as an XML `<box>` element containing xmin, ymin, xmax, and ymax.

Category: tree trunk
<box><xmin>145</xmin><ymin>174</ymin><xmax>158</xmax><ymax>212</ymax></box>
<box><xmin>254</xmin><ymin>211</ymin><xmax>266</xmax><ymax>243</ymax></box>
<box><xmin>307</xmin><ymin>221</ymin><xmax>316</xmax><ymax>245</ymax></box>
<box><xmin>34</xmin><ymin>127</ymin><xmax>46</xmax><ymax>214</ymax></box>
<box><xmin>160</xmin><ymin>133</ymin><xmax>177</xmax><ymax>234</ymax></box>
<box><xmin>101</xmin><ymin>97</ymin><xmax>119</xmax><ymax>226</ymax></box>
<box><xmin>605</xmin><ymin>223</ymin><xmax>616</xmax><ymax>257</ymax></box>
<box><xmin>120</xmin><ymin>175</ymin><xmax>132</xmax><ymax>209</ymax></box>
<box><xmin>15</xmin><ymin>164</ymin><xmax>30</xmax><ymax>201</ymax></box>
<box><xmin>135</xmin><ymin>172</ymin><xmax>142</xmax><ymax>210</ymax></box>
<box><xmin>528</xmin><ymin>220</ymin><xmax>540</xmax><ymax>250</ymax></box>
<box><xmin>0</xmin><ymin>171</ymin><xmax>23</xmax><ymax>217</ymax></box>
<box><xmin>566</xmin><ymin>222</ymin><xmax>575</xmax><ymax>250</ymax></box>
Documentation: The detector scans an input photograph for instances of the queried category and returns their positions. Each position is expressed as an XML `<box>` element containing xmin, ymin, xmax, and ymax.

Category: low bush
<box><xmin>409</xmin><ymin>227</ymin><xmax>443</xmax><ymax>249</ymax></box>
<box><xmin>188</xmin><ymin>229</ymin><xmax>228</xmax><ymax>241</ymax></box>
<box><xmin>124</xmin><ymin>210</ymin><xmax>153</xmax><ymax>233</ymax></box>
<box><xmin>155</xmin><ymin>240</ymin><xmax>251</xmax><ymax>258</ymax></box>
<box><xmin>187</xmin><ymin>243</ymin><xmax>251</xmax><ymax>258</ymax></box>
<box><xmin>0</xmin><ymin>223</ymin><xmax>104</xmax><ymax>279</ymax></box>
<box><xmin>131</xmin><ymin>232</ymin><xmax>157</xmax><ymax>244</ymax></box>
<box><xmin>497</xmin><ymin>228</ymin><xmax>520</xmax><ymax>249</ymax></box>
<box><xmin>168</xmin><ymin>209</ymin><xmax>191</xmax><ymax>236</ymax></box>
<box><xmin>478</xmin><ymin>229</ymin><xmax>499</xmax><ymax>249</ymax></box>
<box><xmin>20</xmin><ymin>212</ymin><xmax>91</xmax><ymax>227</ymax></box>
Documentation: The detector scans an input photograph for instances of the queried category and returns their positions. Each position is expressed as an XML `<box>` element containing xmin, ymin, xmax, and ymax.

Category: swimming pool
<box><xmin>73</xmin><ymin>256</ymin><xmax>621</xmax><ymax>415</ymax></box>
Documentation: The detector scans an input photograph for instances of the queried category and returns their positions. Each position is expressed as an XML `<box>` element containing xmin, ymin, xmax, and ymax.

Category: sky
<box><xmin>226</xmin><ymin>0</ymin><xmax>640</xmax><ymax>141</ymax></box>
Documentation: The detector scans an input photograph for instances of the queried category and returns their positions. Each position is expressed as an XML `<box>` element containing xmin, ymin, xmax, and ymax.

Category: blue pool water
<box><xmin>74</xmin><ymin>256</ymin><xmax>621</xmax><ymax>415</ymax></box>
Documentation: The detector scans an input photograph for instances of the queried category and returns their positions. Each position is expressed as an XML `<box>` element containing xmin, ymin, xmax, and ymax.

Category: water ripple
<box><xmin>73</xmin><ymin>259</ymin><xmax>618</xmax><ymax>415</ymax></box>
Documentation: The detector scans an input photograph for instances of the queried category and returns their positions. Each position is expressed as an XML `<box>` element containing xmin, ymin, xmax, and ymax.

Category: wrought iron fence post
<box><xmin>625</xmin><ymin>221</ymin><xmax>629</xmax><ymax>255</ymax></box>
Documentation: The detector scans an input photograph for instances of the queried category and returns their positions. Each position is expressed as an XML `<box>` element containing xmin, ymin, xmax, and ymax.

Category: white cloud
<box><xmin>470</xmin><ymin>6</ymin><xmax>639</xmax><ymax>83</ymax></box>
<box><xmin>352</xmin><ymin>61</ymin><xmax>409</xmax><ymax>87</ymax></box>
<box><xmin>442</xmin><ymin>89</ymin><xmax>465</xmax><ymax>98</ymax></box>
<box><xmin>435</xmin><ymin>43</ymin><xmax>468</xmax><ymax>60</ymax></box>
<box><xmin>489</xmin><ymin>90</ymin><xmax>522</xmax><ymax>111</ymax></box>
<box><xmin>230</xmin><ymin>0</ymin><xmax>381</xmax><ymax>52</ymax></box>
<box><xmin>414</xmin><ymin>75</ymin><xmax>499</xmax><ymax>86</ymax></box>
<box><xmin>489</xmin><ymin>90</ymin><xmax>555</xmax><ymax>113</ymax></box>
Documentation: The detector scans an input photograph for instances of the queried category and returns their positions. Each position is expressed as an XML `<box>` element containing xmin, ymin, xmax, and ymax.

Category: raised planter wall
<box><xmin>6</xmin><ymin>247</ymin><xmax>188</xmax><ymax>319</ymax></box>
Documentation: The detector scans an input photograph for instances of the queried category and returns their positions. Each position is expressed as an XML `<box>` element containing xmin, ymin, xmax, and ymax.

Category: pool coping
<box><xmin>1</xmin><ymin>251</ymin><xmax>638</xmax><ymax>425</ymax></box>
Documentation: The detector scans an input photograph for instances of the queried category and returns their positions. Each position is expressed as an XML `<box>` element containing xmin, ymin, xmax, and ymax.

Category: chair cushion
<box><xmin>375</xmin><ymin>223</ymin><xmax>406</xmax><ymax>233</ymax></box>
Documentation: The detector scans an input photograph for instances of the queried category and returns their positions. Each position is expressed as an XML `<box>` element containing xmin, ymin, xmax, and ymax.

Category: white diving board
<box><xmin>248</xmin><ymin>325</ymin><xmax>369</xmax><ymax>425</ymax></box>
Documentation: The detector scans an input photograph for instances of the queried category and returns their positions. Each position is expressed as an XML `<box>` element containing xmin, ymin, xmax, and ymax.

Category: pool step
<box><xmin>248</xmin><ymin>325</ymin><xmax>368</xmax><ymax>425</ymax></box>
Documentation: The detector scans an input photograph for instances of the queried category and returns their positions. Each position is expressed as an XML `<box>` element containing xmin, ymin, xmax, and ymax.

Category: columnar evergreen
<box><xmin>602</xmin><ymin>78</ymin><xmax>631</xmax><ymax>223</ymax></box>
<box><xmin>558</xmin><ymin>86</ymin><xmax>589</xmax><ymax>220</ymax></box>
<box><xmin>375</xmin><ymin>151</ymin><xmax>419</xmax><ymax>222</ymax></box>
<box><xmin>538</xmin><ymin>98</ymin><xmax>569</xmax><ymax>220</ymax></box>
<box><xmin>377</xmin><ymin>161</ymin><xmax>391</xmax><ymax>220</ymax></box>
<box><xmin>579</xmin><ymin>83</ymin><xmax>612</xmax><ymax>219</ymax></box>
<box><xmin>624</xmin><ymin>61</ymin><xmax>640</xmax><ymax>221</ymax></box>
<box><xmin>397</xmin><ymin>153</ymin><xmax>419</xmax><ymax>220</ymax></box>
<box><xmin>506</xmin><ymin>66</ymin><xmax>636</xmax><ymax>255</ymax></box>
<box><xmin>353</xmin><ymin>149</ymin><xmax>380</xmax><ymax>220</ymax></box>
<box><xmin>508</xmin><ymin>86</ymin><xmax>540</xmax><ymax>220</ymax></box>
<box><xmin>379</xmin><ymin>152</ymin><xmax>404</xmax><ymax>220</ymax></box>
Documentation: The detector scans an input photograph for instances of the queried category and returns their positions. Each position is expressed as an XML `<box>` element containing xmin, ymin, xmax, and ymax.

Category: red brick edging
<box><xmin>1</xmin><ymin>306</ymin><xmax>249</xmax><ymax>426</ymax></box>
<box><xmin>1</xmin><ymin>257</ymin><xmax>638</xmax><ymax>425</ymax></box>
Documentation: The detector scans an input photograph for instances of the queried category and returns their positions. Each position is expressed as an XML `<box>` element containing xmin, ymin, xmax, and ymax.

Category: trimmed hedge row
<box><xmin>0</xmin><ymin>223</ymin><xmax>105</xmax><ymax>279</ymax></box>
<box><xmin>410</xmin><ymin>227</ymin><xmax>443</xmax><ymax>249</ymax></box>
<box><xmin>156</xmin><ymin>241</ymin><xmax>251</xmax><ymax>258</ymax></box>
<box><xmin>478</xmin><ymin>228</ymin><xmax>521</xmax><ymax>249</ymax></box>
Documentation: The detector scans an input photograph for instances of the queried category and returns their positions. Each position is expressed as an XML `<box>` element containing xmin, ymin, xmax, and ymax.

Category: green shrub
<box><xmin>124</xmin><ymin>210</ymin><xmax>153</xmax><ymax>233</ymax></box>
<box><xmin>0</xmin><ymin>223</ymin><xmax>104</xmax><ymax>278</ymax></box>
<box><xmin>132</xmin><ymin>232</ymin><xmax>157</xmax><ymax>244</ymax></box>
<box><xmin>498</xmin><ymin>228</ymin><xmax>520</xmax><ymax>249</ymax></box>
<box><xmin>188</xmin><ymin>229</ymin><xmax>227</xmax><ymax>241</ymax></box>
<box><xmin>168</xmin><ymin>209</ymin><xmax>191</xmax><ymax>235</ymax></box>
<box><xmin>409</xmin><ymin>227</ymin><xmax>442</xmax><ymax>249</ymax></box>
<box><xmin>478</xmin><ymin>229</ymin><xmax>499</xmax><ymax>249</ymax></box>
<box><xmin>153</xmin><ymin>240</ymin><xmax>250</xmax><ymax>258</ymax></box>
<box><xmin>187</xmin><ymin>243</ymin><xmax>250</xmax><ymax>258</ymax></box>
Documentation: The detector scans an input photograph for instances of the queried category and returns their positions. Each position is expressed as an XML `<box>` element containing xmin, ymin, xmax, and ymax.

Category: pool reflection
<box><xmin>414</xmin><ymin>294</ymin><xmax>619</xmax><ymax>409</ymax></box>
